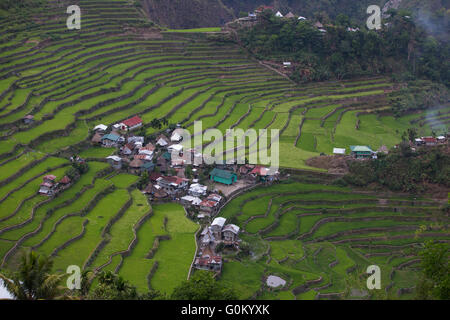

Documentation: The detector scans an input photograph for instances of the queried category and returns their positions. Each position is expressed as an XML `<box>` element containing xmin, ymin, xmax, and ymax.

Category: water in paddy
<box><xmin>266</xmin><ymin>275</ymin><xmax>286</xmax><ymax>288</ymax></box>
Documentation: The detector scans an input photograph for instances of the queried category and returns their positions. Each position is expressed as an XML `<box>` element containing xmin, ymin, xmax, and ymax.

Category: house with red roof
<box><xmin>149</xmin><ymin>172</ymin><xmax>163</xmax><ymax>183</ymax></box>
<box><xmin>121</xmin><ymin>143</ymin><xmax>136</xmax><ymax>156</ymax></box>
<box><xmin>43</xmin><ymin>175</ymin><xmax>57</xmax><ymax>184</ymax></box>
<box><xmin>39</xmin><ymin>175</ymin><xmax>58</xmax><ymax>196</ymax></box>
<box><xmin>194</xmin><ymin>254</ymin><xmax>222</xmax><ymax>272</ymax></box>
<box><xmin>119</xmin><ymin>116</ymin><xmax>142</xmax><ymax>131</ymax></box>
<box><xmin>199</xmin><ymin>200</ymin><xmax>220</xmax><ymax>216</ymax></box>
<box><xmin>255</xmin><ymin>5</ymin><xmax>274</xmax><ymax>13</ymax></box>
<box><xmin>60</xmin><ymin>176</ymin><xmax>71</xmax><ymax>185</ymax></box>
<box><xmin>422</xmin><ymin>136</ymin><xmax>437</xmax><ymax>146</ymax></box>
<box><xmin>156</xmin><ymin>175</ymin><xmax>189</xmax><ymax>195</ymax></box>
<box><xmin>58</xmin><ymin>176</ymin><xmax>72</xmax><ymax>191</ymax></box>
<box><xmin>249</xmin><ymin>165</ymin><xmax>279</xmax><ymax>183</ymax></box>
<box><xmin>134</xmin><ymin>154</ymin><xmax>153</xmax><ymax>162</ymax></box>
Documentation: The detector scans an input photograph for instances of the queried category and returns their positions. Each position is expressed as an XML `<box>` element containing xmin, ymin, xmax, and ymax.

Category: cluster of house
<box><xmin>181</xmin><ymin>185</ymin><xmax>223</xmax><ymax>218</ymax></box>
<box><xmin>414</xmin><ymin>136</ymin><xmax>447</xmax><ymax>146</ymax></box>
<box><xmin>38</xmin><ymin>175</ymin><xmax>72</xmax><ymax>196</ymax></box>
<box><xmin>91</xmin><ymin>115</ymin><xmax>143</xmax><ymax>147</ymax></box>
<box><xmin>90</xmin><ymin>115</ymin><xmax>280</xmax><ymax>218</ymax></box>
<box><xmin>145</xmin><ymin>164</ymin><xmax>277</xmax><ymax>211</ymax></box>
<box><xmin>333</xmin><ymin>145</ymin><xmax>388</xmax><ymax>159</ymax></box>
<box><xmin>331</xmin><ymin>135</ymin><xmax>448</xmax><ymax>160</ymax></box>
<box><xmin>194</xmin><ymin>217</ymin><xmax>240</xmax><ymax>272</ymax></box>
<box><xmin>242</xmin><ymin>6</ymin><xmax>362</xmax><ymax>35</ymax></box>
<box><xmin>245</xmin><ymin>5</ymin><xmax>307</xmax><ymax>21</ymax></box>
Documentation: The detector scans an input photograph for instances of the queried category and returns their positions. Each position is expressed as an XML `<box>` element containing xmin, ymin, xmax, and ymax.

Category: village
<box><xmin>91</xmin><ymin>115</ymin><xmax>283</xmax><ymax>273</ymax></box>
<box><xmin>34</xmin><ymin>113</ymin><xmax>448</xmax><ymax>275</ymax></box>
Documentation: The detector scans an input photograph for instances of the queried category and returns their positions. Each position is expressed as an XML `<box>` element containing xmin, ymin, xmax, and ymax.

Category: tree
<box><xmin>185</xmin><ymin>165</ymin><xmax>193</xmax><ymax>179</ymax></box>
<box><xmin>416</xmin><ymin>241</ymin><xmax>449</xmax><ymax>300</ymax></box>
<box><xmin>88</xmin><ymin>271</ymin><xmax>162</xmax><ymax>300</ymax></box>
<box><xmin>137</xmin><ymin>171</ymin><xmax>149</xmax><ymax>190</ymax></box>
<box><xmin>0</xmin><ymin>251</ymin><xmax>66</xmax><ymax>300</ymax></box>
<box><xmin>336</xmin><ymin>14</ymin><xmax>350</xmax><ymax>27</ymax></box>
<box><xmin>150</xmin><ymin>118</ymin><xmax>162</xmax><ymax>129</ymax></box>
<box><xmin>407</xmin><ymin>128</ymin><xmax>418</xmax><ymax>142</ymax></box>
<box><xmin>72</xmin><ymin>161</ymin><xmax>89</xmax><ymax>175</ymax></box>
<box><xmin>171</xmin><ymin>271</ymin><xmax>237</xmax><ymax>300</ymax></box>
<box><xmin>137</xmin><ymin>126</ymin><xmax>147</xmax><ymax>137</ymax></box>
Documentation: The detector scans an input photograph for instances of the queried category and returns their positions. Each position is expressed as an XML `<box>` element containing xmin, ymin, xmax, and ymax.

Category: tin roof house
<box><xmin>106</xmin><ymin>156</ymin><xmax>122</xmax><ymax>170</ymax></box>
<box><xmin>101</xmin><ymin>133</ymin><xmax>121</xmax><ymax>147</ymax></box>
<box><xmin>39</xmin><ymin>175</ymin><xmax>57</xmax><ymax>196</ymax></box>
<box><xmin>209</xmin><ymin>168</ymin><xmax>237</xmax><ymax>185</ymax></box>
<box><xmin>119</xmin><ymin>116</ymin><xmax>142</xmax><ymax>131</ymax></box>
<box><xmin>350</xmin><ymin>145</ymin><xmax>374</xmax><ymax>159</ymax></box>
<box><xmin>194</xmin><ymin>254</ymin><xmax>222</xmax><ymax>272</ymax></box>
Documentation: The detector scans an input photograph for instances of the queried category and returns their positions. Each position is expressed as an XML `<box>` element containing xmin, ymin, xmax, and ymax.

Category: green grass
<box><xmin>119</xmin><ymin>203</ymin><xmax>198</xmax><ymax>294</ymax></box>
<box><xmin>0</xmin><ymin>2</ymin><xmax>443</xmax><ymax>300</ymax></box>
<box><xmin>52</xmin><ymin>188</ymin><xmax>131</xmax><ymax>272</ymax></box>
<box><xmin>215</xmin><ymin>180</ymin><xmax>446</xmax><ymax>300</ymax></box>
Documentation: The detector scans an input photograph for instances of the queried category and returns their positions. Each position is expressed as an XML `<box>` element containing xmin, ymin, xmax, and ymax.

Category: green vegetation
<box><xmin>0</xmin><ymin>251</ymin><xmax>66</xmax><ymax>300</ymax></box>
<box><xmin>171</xmin><ymin>271</ymin><xmax>237</xmax><ymax>300</ymax></box>
<box><xmin>415</xmin><ymin>241</ymin><xmax>449</xmax><ymax>300</ymax></box>
<box><xmin>216</xmin><ymin>176</ymin><xmax>448</xmax><ymax>300</ymax></box>
<box><xmin>237</xmin><ymin>9</ymin><xmax>450</xmax><ymax>86</ymax></box>
<box><xmin>0</xmin><ymin>0</ymin><xmax>447</xmax><ymax>301</ymax></box>
<box><xmin>340</xmin><ymin>144</ymin><xmax>449</xmax><ymax>192</ymax></box>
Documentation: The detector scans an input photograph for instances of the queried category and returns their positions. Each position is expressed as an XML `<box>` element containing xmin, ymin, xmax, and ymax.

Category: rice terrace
<box><xmin>0</xmin><ymin>0</ymin><xmax>448</xmax><ymax>302</ymax></box>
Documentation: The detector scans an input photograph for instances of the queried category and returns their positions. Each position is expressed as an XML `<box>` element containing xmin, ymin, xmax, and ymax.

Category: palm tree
<box><xmin>0</xmin><ymin>251</ymin><xmax>66</xmax><ymax>300</ymax></box>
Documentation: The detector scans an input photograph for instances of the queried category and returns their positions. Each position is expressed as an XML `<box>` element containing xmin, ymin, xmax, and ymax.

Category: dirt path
<box><xmin>258</xmin><ymin>61</ymin><xmax>297</xmax><ymax>84</ymax></box>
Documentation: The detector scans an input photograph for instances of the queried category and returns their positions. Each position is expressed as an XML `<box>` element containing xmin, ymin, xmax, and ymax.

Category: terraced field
<box><xmin>218</xmin><ymin>177</ymin><xmax>449</xmax><ymax>300</ymax></box>
<box><xmin>0</xmin><ymin>1</ymin><xmax>441</xmax><ymax>169</ymax></box>
<box><xmin>0</xmin><ymin>0</ymin><xmax>446</xmax><ymax>298</ymax></box>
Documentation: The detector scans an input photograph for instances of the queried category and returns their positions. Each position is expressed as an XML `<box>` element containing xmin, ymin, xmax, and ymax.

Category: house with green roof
<box><xmin>209</xmin><ymin>168</ymin><xmax>237</xmax><ymax>185</ymax></box>
<box><xmin>101</xmin><ymin>133</ymin><xmax>120</xmax><ymax>147</ymax></box>
<box><xmin>162</xmin><ymin>152</ymin><xmax>171</xmax><ymax>161</ymax></box>
<box><xmin>140</xmin><ymin>162</ymin><xmax>155</xmax><ymax>174</ymax></box>
<box><xmin>350</xmin><ymin>145</ymin><xmax>374</xmax><ymax>159</ymax></box>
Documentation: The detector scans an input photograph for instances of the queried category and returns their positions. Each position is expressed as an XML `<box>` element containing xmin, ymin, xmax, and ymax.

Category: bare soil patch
<box><xmin>305</xmin><ymin>155</ymin><xmax>350</xmax><ymax>174</ymax></box>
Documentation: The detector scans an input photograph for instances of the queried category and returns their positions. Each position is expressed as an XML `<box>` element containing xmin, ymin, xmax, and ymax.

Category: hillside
<box><xmin>141</xmin><ymin>0</ymin><xmax>234</xmax><ymax>29</ymax></box>
<box><xmin>218</xmin><ymin>176</ymin><xmax>448</xmax><ymax>300</ymax></box>
<box><xmin>139</xmin><ymin>0</ymin><xmax>449</xmax><ymax>33</ymax></box>
<box><xmin>0</xmin><ymin>0</ymin><xmax>448</xmax><ymax>300</ymax></box>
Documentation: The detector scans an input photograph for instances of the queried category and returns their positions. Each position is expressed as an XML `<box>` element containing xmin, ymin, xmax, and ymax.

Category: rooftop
<box><xmin>210</xmin><ymin>168</ymin><xmax>236</xmax><ymax>179</ymax></box>
<box><xmin>101</xmin><ymin>133</ymin><xmax>120</xmax><ymax>142</ymax></box>
<box><xmin>350</xmin><ymin>145</ymin><xmax>373</xmax><ymax>152</ymax></box>
<box><xmin>94</xmin><ymin>124</ymin><xmax>107</xmax><ymax>131</ymax></box>
<box><xmin>223</xmin><ymin>224</ymin><xmax>240</xmax><ymax>234</ymax></box>
<box><xmin>212</xmin><ymin>217</ymin><xmax>226</xmax><ymax>228</ymax></box>
<box><xmin>121</xmin><ymin>115</ymin><xmax>142</xmax><ymax>127</ymax></box>
<box><xmin>106</xmin><ymin>155</ymin><xmax>122</xmax><ymax>162</ymax></box>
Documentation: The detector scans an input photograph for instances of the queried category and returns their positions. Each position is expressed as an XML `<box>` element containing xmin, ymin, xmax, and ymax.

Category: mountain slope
<box><xmin>140</xmin><ymin>0</ymin><xmax>449</xmax><ymax>35</ymax></box>
<box><xmin>141</xmin><ymin>0</ymin><xmax>234</xmax><ymax>29</ymax></box>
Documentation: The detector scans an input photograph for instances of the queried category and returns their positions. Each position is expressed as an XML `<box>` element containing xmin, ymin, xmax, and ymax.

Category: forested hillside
<box><xmin>139</xmin><ymin>0</ymin><xmax>449</xmax><ymax>33</ymax></box>
<box><xmin>235</xmin><ymin>10</ymin><xmax>450</xmax><ymax>87</ymax></box>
